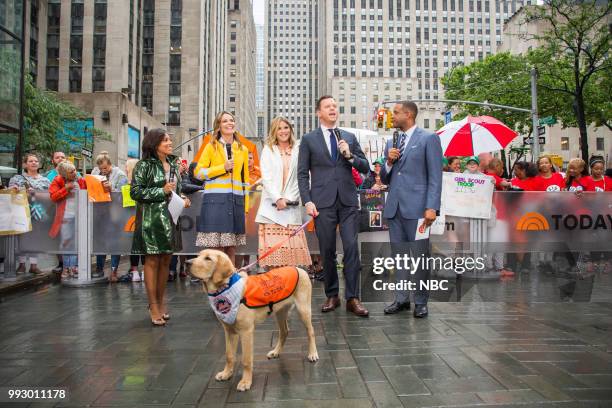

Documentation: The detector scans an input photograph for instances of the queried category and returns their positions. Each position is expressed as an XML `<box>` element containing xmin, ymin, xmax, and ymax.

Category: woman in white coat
<box><xmin>255</xmin><ymin>117</ymin><xmax>312</xmax><ymax>269</ymax></box>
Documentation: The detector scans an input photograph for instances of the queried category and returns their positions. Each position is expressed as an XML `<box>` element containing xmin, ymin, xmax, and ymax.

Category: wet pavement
<box><xmin>1</xmin><ymin>269</ymin><xmax>612</xmax><ymax>407</ymax></box>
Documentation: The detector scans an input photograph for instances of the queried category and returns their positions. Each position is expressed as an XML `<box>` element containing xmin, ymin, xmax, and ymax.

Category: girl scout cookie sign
<box><xmin>441</xmin><ymin>173</ymin><xmax>494</xmax><ymax>219</ymax></box>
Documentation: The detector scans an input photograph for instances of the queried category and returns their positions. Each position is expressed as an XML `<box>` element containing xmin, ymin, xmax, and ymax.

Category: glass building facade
<box><xmin>0</xmin><ymin>0</ymin><xmax>25</xmax><ymax>174</ymax></box>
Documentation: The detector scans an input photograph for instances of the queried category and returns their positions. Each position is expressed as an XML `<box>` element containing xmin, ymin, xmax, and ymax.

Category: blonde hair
<box><xmin>57</xmin><ymin>161</ymin><xmax>76</xmax><ymax>178</ymax></box>
<box><xmin>266</xmin><ymin>117</ymin><xmax>295</xmax><ymax>148</ymax></box>
<box><xmin>210</xmin><ymin>111</ymin><xmax>243</xmax><ymax>149</ymax></box>
<box><xmin>125</xmin><ymin>158</ymin><xmax>139</xmax><ymax>183</ymax></box>
<box><xmin>95</xmin><ymin>150</ymin><xmax>112</xmax><ymax>166</ymax></box>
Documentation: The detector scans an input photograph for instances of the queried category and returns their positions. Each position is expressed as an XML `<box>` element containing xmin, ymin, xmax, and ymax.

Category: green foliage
<box><xmin>441</xmin><ymin>1</ymin><xmax>611</xmax><ymax>160</ymax></box>
<box><xmin>441</xmin><ymin>52</ymin><xmax>533</xmax><ymax>133</ymax></box>
<box><xmin>23</xmin><ymin>75</ymin><xmax>109</xmax><ymax>169</ymax></box>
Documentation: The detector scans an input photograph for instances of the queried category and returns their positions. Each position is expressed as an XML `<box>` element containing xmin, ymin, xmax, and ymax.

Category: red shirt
<box><xmin>485</xmin><ymin>171</ymin><xmax>506</xmax><ymax>191</ymax></box>
<box><xmin>510</xmin><ymin>177</ymin><xmax>537</xmax><ymax>191</ymax></box>
<box><xmin>534</xmin><ymin>173</ymin><xmax>565</xmax><ymax>192</ymax></box>
<box><xmin>584</xmin><ymin>176</ymin><xmax>612</xmax><ymax>192</ymax></box>
<box><xmin>566</xmin><ymin>176</ymin><xmax>595</xmax><ymax>192</ymax></box>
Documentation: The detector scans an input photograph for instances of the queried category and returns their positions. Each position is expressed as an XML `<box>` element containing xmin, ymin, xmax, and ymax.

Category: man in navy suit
<box><xmin>298</xmin><ymin>96</ymin><xmax>371</xmax><ymax>317</ymax></box>
<box><xmin>380</xmin><ymin>101</ymin><xmax>443</xmax><ymax>318</ymax></box>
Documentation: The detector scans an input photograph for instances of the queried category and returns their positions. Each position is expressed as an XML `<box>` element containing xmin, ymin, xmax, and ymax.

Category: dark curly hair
<box><xmin>141</xmin><ymin>128</ymin><xmax>168</xmax><ymax>160</ymax></box>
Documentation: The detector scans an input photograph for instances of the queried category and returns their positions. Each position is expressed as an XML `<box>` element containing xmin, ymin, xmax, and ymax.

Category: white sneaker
<box><xmin>132</xmin><ymin>271</ymin><xmax>141</xmax><ymax>282</ymax></box>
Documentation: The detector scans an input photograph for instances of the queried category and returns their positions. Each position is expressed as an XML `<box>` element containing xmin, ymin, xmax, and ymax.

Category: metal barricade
<box><xmin>5</xmin><ymin>190</ymin><xmax>612</xmax><ymax>286</ymax></box>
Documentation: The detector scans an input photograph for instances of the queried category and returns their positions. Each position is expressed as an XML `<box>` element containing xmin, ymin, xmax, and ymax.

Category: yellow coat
<box><xmin>194</xmin><ymin>140</ymin><xmax>250</xmax><ymax>210</ymax></box>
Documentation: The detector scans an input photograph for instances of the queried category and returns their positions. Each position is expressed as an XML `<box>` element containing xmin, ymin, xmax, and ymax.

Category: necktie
<box><xmin>329</xmin><ymin>129</ymin><xmax>338</xmax><ymax>161</ymax></box>
<box><xmin>397</xmin><ymin>132</ymin><xmax>406</xmax><ymax>160</ymax></box>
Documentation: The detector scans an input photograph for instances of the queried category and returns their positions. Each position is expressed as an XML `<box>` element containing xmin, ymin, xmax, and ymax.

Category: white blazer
<box><xmin>255</xmin><ymin>142</ymin><xmax>303</xmax><ymax>226</ymax></box>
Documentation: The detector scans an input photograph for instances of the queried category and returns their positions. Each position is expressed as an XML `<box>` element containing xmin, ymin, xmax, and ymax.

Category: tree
<box><xmin>524</xmin><ymin>0</ymin><xmax>611</xmax><ymax>161</ymax></box>
<box><xmin>23</xmin><ymin>75</ymin><xmax>109</xmax><ymax>169</ymax></box>
<box><xmin>441</xmin><ymin>52</ymin><xmax>533</xmax><ymax>133</ymax></box>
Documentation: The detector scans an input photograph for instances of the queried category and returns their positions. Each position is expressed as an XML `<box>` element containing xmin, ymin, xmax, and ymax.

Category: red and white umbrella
<box><xmin>436</xmin><ymin>115</ymin><xmax>518</xmax><ymax>156</ymax></box>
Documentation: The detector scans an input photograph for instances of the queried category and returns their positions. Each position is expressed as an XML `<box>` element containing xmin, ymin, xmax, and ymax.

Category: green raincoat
<box><xmin>131</xmin><ymin>155</ymin><xmax>182</xmax><ymax>254</ymax></box>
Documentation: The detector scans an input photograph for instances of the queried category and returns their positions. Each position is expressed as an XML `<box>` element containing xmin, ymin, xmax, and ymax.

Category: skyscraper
<box><xmin>227</xmin><ymin>0</ymin><xmax>257</xmax><ymax>139</ymax></box>
<box><xmin>24</xmin><ymin>0</ymin><xmax>228</xmax><ymax>138</ymax></box>
<box><xmin>265</xmin><ymin>0</ymin><xmax>319</xmax><ymax>138</ymax></box>
<box><xmin>319</xmin><ymin>0</ymin><xmax>529</xmax><ymax>132</ymax></box>
<box><xmin>256</xmin><ymin>23</ymin><xmax>265</xmax><ymax>139</ymax></box>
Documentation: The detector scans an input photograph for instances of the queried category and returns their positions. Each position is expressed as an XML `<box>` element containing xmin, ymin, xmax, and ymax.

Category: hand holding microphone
<box><xmin>224</xmin><ymin>143</ymin><xmax>234</xmax><ymax>171</ymax></box>
<box><xmin>333</xmin><ymin>129</ymin><xmax>352</xmax><ymax>159</ymax></box>
<box><xmin>387</xmin><ymin>130</ymin><xmax>401</xmax><ymax>165</ymax></box>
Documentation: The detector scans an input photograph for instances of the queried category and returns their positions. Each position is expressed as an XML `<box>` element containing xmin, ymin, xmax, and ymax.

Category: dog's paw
<box><xmin>307</xmin><ymin>351</ymin><xmax>319</xmax><ymax>362</ymax></box>
<box><xmin>267</xmin><ymin>349</ymin><xmax>280</xmax><ymax>359</ymax></box>
<box><xmin>236</xmin><ymin>379</ymin><xmax>252</xmax><ymax>392</ymax></box>
<box><xmin>215</xmin><ymin>370</ymin><xmax>233</xmax><ymax>381</ymax></box>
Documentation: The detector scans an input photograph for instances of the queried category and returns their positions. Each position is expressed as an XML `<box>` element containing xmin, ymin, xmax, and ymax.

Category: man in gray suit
<box><xmin>298</xmin><ymin>96</ymin><xmax>371</xmax><ymax>317</ymax></box>
<box><xmin>380</xmin><ymin>101</ymin><xmax>443</xmax><ymax>318</ymax></box>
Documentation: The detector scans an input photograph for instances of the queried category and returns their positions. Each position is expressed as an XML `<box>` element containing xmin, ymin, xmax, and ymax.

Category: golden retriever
<box><xmin>188</xmin><ymin>249</ymin><xmax>319</xmax><ymax>392</ymax></box>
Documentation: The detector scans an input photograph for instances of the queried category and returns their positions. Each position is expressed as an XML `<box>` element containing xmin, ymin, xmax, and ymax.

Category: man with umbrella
<box><xmin>380</xmin><ymin>101</ymin><xmax>443</xmax><ymax>318</ymax></box>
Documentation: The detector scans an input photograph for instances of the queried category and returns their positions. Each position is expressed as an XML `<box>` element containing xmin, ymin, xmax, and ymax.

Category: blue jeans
<box><xmin>96</xmin><ymin>255</ymin><xmax>121</xmax><ymax>270</ymax></box>
<box><xmin>60</xmin><ymin>217</ymin><xmax>77</xmax><ymax>268</ymax></box>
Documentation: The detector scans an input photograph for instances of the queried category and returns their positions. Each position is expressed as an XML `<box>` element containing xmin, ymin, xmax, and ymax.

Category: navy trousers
<box><xmin>387</xmin><ymin>215</ymin><xmax>431</xmax><ymax>305</ymax></box>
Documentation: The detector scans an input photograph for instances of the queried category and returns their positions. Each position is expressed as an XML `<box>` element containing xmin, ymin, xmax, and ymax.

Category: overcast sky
<box><xmin>253</xmin><ymin>0</ymin><xmax>264</xmax><ymax>25</ymax></box>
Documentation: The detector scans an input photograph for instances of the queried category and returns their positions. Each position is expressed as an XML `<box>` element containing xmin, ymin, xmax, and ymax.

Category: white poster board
<box><xmin>0</xmin><ymin>190</ymin><xmax>32</xmax><ymax>235</ymax></box>
<box><xmin>441</xmin><ymin>173</ymin><xmax>494</xmax><ymax>219</ymax></box>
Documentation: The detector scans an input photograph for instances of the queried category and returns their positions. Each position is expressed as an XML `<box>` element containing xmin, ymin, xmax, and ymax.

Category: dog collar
<box><xmin>207</xmin><ymin>272</ymin><xmax>242</xmax><ymax>297</ymax></box>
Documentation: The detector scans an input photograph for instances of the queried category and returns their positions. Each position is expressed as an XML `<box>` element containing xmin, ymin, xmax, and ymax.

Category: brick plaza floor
<box><xmin>1</xmin><ymin>269</ymin><xmax>612</xmax><ymax>407</ymax></box>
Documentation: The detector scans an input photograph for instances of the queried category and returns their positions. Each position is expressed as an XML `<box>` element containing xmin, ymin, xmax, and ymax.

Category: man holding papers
<box><xmin>380</xmin><ymin>102</ymin><xmax>443</xmax><ymax>318</ymax></box>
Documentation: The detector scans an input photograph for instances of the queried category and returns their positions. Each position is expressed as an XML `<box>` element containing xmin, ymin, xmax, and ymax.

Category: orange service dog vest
<box><xmin>242</xmin><ymin>267</ymin><xmax>299</xmax><ymax>310</ymax></box>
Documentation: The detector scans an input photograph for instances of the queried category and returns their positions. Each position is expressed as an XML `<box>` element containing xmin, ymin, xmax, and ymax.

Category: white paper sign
<box><xmin>0</xmin><ymin>192</ymin><xmax>31</xmax><ymax>234</ymax></box>
<box><xmin>415</xmin><ymin>218</ymin><xmax>431</xmax><ymax>240</ymax></box>
<box><xmin>168</xmin><ymin>191</ymin><xmax>185</xmax><ymax>224</ymax></box>
<box><xmin>430</xmin><ymin>213</ymin><xmax>446</xmax><ymax>235</ymax></box>
<box><xmin>441</xmin><ymin>173</ymin><xmax>494</xmax><ymax>219</ymax></box>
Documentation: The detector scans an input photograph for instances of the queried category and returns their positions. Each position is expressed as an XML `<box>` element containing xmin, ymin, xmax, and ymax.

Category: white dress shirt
<box><xmin>320</xmin><ymin>125</ymin><xmax>334</xmax><ymax>156</ymax></box>
<box><xmin>385</xmin><ymin>124</ymin><xmax>417</xmax><ymax>173</ymax></box>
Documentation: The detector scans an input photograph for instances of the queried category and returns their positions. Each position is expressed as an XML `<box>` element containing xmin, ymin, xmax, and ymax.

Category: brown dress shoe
<box><xmin>29</xmin><ymin>265</ymin><xmax>44</xmax><ymax>275</ymax></box>
<box><xmin>346</xmin><ymin>298</ymin><xmax>369</xmax><ymax>317</ymax></box>
<box><xmin>321</xmin><ymin>296</ymin><xmax>341</xmax><ymax>313</ymax></box>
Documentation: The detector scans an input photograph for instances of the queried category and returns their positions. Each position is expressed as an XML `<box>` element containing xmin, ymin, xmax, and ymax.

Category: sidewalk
<box><xmin>0</xmin><ymin>254</ymin><xmax>138</xmax><ymax>299</ymax></box>
<box><xmin>1</xmin><ymin>268</ymin><xmax>612</xmax><ymax>407</ymax></box>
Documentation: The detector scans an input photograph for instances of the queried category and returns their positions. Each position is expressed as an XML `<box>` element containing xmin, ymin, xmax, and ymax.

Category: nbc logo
<box><xmin>124</xmin><ymin>215</ymin><xmax>136</xmax><ymax>232</ymax></box>
<box><xmin>516</xmin><ymin>212</ymin><xmax>550</xmax><ymax>231</ymax></box>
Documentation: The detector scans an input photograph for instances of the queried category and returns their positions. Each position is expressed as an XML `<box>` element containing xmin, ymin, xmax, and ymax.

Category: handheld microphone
<box><xmin>225</xmin><ymin>143</ymin><xmax>232</xmax><ymax>160</ymax></box>
<box><xmin>392</xmin><ymin>130</ymin><xmax>399</xmax><ymax>149</ymax></box>
<box><xmin>332</xmin><ymin>128</ymin><xmax>342</xmax><ymax>142</ymax></box>
<box><xmin>169</xmin><ymin>166</ymin><xmax>176</xmax><ymax>183</ymax></box>
<box><xmin>272</xmin><ymin>200</ymin><xmax>299</xmax><ymax>207</ymax></box>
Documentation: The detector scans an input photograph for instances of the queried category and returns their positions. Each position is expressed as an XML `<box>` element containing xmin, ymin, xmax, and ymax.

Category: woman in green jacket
<box><xmin>131</xmin><ymin>128</ymin><xmax>190</xmax><ymax>326</ymax></box>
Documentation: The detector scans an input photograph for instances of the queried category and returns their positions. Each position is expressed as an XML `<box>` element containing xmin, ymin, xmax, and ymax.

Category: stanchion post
<box><xmin>77</xmin><ymin>189</ymin><xmax>91</xmax><ymax>281</ymax></box>
<box><xmin>2</xmin><ymin>235</ymin><xmax>17</xmax><ymax>280</ymax></box>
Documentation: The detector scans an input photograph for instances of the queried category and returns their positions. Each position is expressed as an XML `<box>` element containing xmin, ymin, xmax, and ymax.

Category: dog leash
<box><xmin>237</xmin><ymin>217</ymin><xmax>314</xmax><ymax>273</ymax></box>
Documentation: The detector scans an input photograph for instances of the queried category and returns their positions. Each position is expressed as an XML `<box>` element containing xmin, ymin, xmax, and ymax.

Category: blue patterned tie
<box><xmin>397</xmin><ymin>132</ymin><xmax>406</xmax><ymax>160</ymax></box>
<box><xmin>329</xmin><ymin>129</ymin><xmax>338</xmax><ymax>161</ymax></box>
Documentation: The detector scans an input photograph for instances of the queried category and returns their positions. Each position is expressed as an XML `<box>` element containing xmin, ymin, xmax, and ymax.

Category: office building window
<box><xmin>141</xmin><ymin>0</ymin><xmax>154</xmax><ymax>112</ymax></box>
<box><xmin>46</xmin><ymin>2</ymin><xmax>61</xmax><ymax>90</ymax></box>
<box><xmin>596</xmin><ymin>137</ymin><xmax>604</xmax><ymax>151</ymax></box>
<box><xmin>69</xmin><ymin>1</ymin><xmax>83</xmax><ymax>92</ymax></box>
<box><xmin>29</xmin><ymin>0</ymin><xmax>39</xmax><ymax>82</ymax></box>
<box><xmin>561</xmin><ymin>137</ymin><xmax>569</xmax><ymax>151</ymax></box>
<box><xmin>93</xmin><ymin>0</ymin><xmax>107</xmax><ymax>91</ymax></box>
<box><xmin>168</xmin><ymin>0</ymin><xmax>182</xmax><ymax>125</ymax></box>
